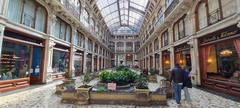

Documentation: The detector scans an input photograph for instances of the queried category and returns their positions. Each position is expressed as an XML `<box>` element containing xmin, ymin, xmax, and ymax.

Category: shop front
<box><xmin>86</xmin><ymin>53</ymin><xmax>92</xmax><ymax>72</ymax></box>
<box><xmin>94</xmin><ymin>55</ymin><xmax>97</xmax><ymax>72</ymax></box>
<box><xmin>52</xmin><ymin>44</ymin><xmax>70</xmax><ymax>80</ymax></box>
<box><xmin>199</xmin><ymin>24</ymin><xmax>240</xmax><ymax>96</ymax></box>
<box><xmin>0</xmin><ymin>29</ymin><xmax>45</xmax><ymax>92</ymax></box>
<box><xmin>162</xmin><ymin>50</ymin><xmax>171</xmax><ymax>79</ymax></box>
<box><xmin>174</xmin><ymin>43</ymin><xmax>192</xmax><ymax>71</ymax></box>
<box><xmin>73</xmin><ymin>50</ymin><xmax>83</xmax><ymax>77</ymax></box>
<box><xmin>154</xmin><ymin>53</ymin><xmax>160</xmax><ymax>74</ymax></box>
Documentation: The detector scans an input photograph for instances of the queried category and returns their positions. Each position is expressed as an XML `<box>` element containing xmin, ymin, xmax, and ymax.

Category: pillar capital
<box><xmin>237</xmin><ymin>22</ymin><xmax>240</xmax><ymax>28</ymax></box>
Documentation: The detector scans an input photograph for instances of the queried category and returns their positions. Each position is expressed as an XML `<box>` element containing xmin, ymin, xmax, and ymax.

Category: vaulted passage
<box><xmin>0</xmin><ymin>0</ymin><xmax>240</xmax><ymax>107</ymax></box>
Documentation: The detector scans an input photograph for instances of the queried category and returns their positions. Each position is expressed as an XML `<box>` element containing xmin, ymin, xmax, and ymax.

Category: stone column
<box><xmin>169</xmin><ymin>47</ymin><xmax>175</xmax><ymax>69</ymax></box>
<box><xmin>45</xmin><ymin>38</ymin><xmax>56</xmax><ymax>83</ymax></box>
<box><xmin>69</xmin><ymin>27</ymin><xmax>77</xmax><ymax>77</ymax></box>
<box><xmin>189</xmin><ymin>38</ymin><xmax>201</xmax><ymax>85</ymax></box>
<box><xmin>0</xmin><ymin>24</ymin><xmax>5</xmax><ymax>58</ymax></box>
<box><xmin>115</xmin><ymin>42</ymin><xmax>117</xmax><ymax>53</ymax></box>
<box><xmin>91</xmin><ymin>42</ymin><xmax>95</xmax><ymax>72</ymax></box>
<box><xmin>91</xmin><ymin>54</ymin><xmax>94</xmax><ymax>72</ymax></box>
<box><xmin>159</xmin><ymin>52</ymin><xmax>163</xmax><ymax>75</ymax></box>
<box><xmin>133</xmin><ymin>41</ymin><xmax>135</xmax><ymax>52</ymax></box>
<box><xmin>70</xmin><ymin>47</ymin><xmax>77</xmax><ymax>77</ymax></box>
<box><xmin>83</xmin><ymin>38</ymin><xmax>88</xmax><ymax>73</ymax></box>
<box><xmin>124</xmin><ymin>42</ymin><xmax>126</xmax><ymax>53</ymax></box>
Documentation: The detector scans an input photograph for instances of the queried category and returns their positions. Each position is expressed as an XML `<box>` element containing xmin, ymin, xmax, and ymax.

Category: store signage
<box><xmin>175</xmin><ymin>44</ymin><xmax>190</xmax><ymax>52</ymax></box>
<box><xmin>200</xmin><ymin>25</ymin><xmax>240</xmax><ymax>44</ymax></box>
<box><xmin>107</xmin><ymin>83</ymin><xmax>116</xmax><ymax>91</ymax></box>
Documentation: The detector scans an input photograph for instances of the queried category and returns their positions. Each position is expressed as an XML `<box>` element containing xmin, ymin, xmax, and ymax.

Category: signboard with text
<box><xmin>107</xmin><ymin>83</ymin><xmax>116</xmax><ymax>91</ymax></box>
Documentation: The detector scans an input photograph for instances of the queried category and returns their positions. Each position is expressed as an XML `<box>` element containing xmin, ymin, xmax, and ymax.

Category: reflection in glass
<box><xmin>0</xmin><ymin>41</ymin><xmax>30</xmax><ymax>80</ymax></box>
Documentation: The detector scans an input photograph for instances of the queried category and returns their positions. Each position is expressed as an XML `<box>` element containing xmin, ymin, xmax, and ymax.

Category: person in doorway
<box><xmin>182</xmin><ymin>67</ymin><xmax>192</xmax><ymax>103</ymax></box>
<box><xmin>170</xmin><ymin>64</ymin><xmax>184</xmax><ymax>106</ymax></box>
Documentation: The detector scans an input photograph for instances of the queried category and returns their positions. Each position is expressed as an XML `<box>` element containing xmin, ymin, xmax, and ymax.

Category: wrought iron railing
<box><xmin>59</xmin><ymin>0</ymin><xmax>80</xmax><ymax>20</ymax></box>
<box><xmin>208</xmin><ymin>9</ymin><xmax>221</xmax><ymax>25</ymax></box>
<box><xmin>164</xmin><ymin>0</ymin><xmax>179</xmax><ymax>17</ymax></box>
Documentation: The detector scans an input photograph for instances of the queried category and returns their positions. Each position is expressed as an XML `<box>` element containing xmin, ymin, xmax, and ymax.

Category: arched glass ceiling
<box><xmin>97</xmin><ymin>0</ymin><xmax>149</xmax><ymax>35</ymax></box>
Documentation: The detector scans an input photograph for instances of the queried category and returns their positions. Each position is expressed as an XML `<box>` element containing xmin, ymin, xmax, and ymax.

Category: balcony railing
<box><xmin>164</xmin><ymin>0</ymin><xmax>179</xmax><ymax>17</ymax></box>
<box><xmin>208</xmin><ymin>9</ymin><xmax>221</xmax><ymax>25</ymax></box>
<box><xmin>59</xmin><ymin>0</ymin><xmax>80</xmax><ymax>20</ymax></box>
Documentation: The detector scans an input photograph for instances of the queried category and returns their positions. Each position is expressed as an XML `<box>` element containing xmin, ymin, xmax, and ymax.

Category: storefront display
<box><xmin>86</xmin><ymin>53</ymin><xmax>92</xmax><ymax>71</ymax></box>
<box><xmin>52</xmin><ymin>50</ymin><xmax>69</xmax><ymax>73</ymax></box>
<box><xmin>74</xmin><ymin>51</ymin><xmax>83</xmax><ymax>76</ymax></box>
<box><xmin>155</xmin><ymin>53</ymin><xmax>160</xmax><ymax>74</ymax></box>
<box><xmin>0</xmin><ymin>41</ymin><xmax>30</xmax><ymax>80</ymax></box>
<box><xmin>174</xmin><ymin>43</ymin><xmax>191</xmax><ymax>70</ymax></box>
<box><xmin>199</xmin><ymin>24</ymin><xmax>240</xmax><ymax>96</ymax></box>
<box><xmin>162</xmin><ymin>50</ymin><xmax>170</xmax><ymax>78</ymax></box>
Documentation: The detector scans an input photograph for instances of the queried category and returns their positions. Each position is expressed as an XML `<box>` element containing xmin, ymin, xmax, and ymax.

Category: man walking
<box><xmin>170</xmin><ymin>64</ymin><xmax>184</xmax><ymax>106</ymax></box>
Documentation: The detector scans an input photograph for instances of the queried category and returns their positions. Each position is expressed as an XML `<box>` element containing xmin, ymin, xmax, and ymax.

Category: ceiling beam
<box><xmin>117</xmin><ymin>0</ymin><xmax>122</xmax><ymax>26</ymax></box>
<box><xmin>127</xmin><ymin>0</ymin><xmax>130</xmax><ymax>26</ymax></box>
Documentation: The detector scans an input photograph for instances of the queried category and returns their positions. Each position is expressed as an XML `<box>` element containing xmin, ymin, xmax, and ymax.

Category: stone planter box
<box><xmin>90</xmin><ymin>92</ymin><xmax>136</xmax><ymax>104</ymax></box>
<box><xmin>76</xmin><ymin>87</ymin><xmax>92</xmax><ymax>105</ymax></box>
<box><xmin>61</xmin><ymin>91</ymin><xmax>77</xmax><ymax>104</ymax></box>
<box><xmin>148</xmin><ymin>75</ymin><xmax>157</xmax><ymax>83</ymax></box>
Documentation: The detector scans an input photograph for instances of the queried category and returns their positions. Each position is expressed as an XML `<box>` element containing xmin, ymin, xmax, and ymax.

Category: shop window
<box><xmin>74</xmin><ymin>53</ymin><xmax>83</xmax><ymax>76</ymax></box>
<box><xmin>52</xmin><ymin>50</ymin><xmax>69</xmax><ymax>73</ymax></box>
<box><xmin>0</xmin><ymin>41</ymin><xmax>30</xmax><ymax>80</ymax></box>
<box><xmin>202</xmin><ymin>40</ymin><xmax>240</xmax><ymax>81</ymax></box>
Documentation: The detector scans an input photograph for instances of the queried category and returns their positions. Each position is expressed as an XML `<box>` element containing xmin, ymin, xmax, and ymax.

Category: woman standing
<box><xmin>182</xmin><ymin>67</ymin><xmax>192</xmax><ymax>103</ymax></box>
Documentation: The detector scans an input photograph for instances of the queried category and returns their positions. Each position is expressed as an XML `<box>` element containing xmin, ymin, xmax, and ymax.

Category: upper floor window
<box><xmin>174</xmin><ymin>15</ymin><xmax>187</xmax><ymax>41</ymax></box>
<box><xmin>162</xmin><ymin>30</ymin><xmax>169</xmax><ymax>47</ymax></box>
<box><xmin>154</xmin><ymin>38</ymin><xmax>159</xmax><ymax>50</ymax></box>
<box><xmin>81</xmin><ymin>9</ymin><xmax>89</xmax><ymax>27</ymax></box>
<box><xmin>74</xmin><ymin>31</ymin><xmax>84</xmax><ymax>47</ymax></box>
<box><xmin>196</xmin><ymin>0</ymin><xmax>237</xmax><ymax>31</ymax></box>
<box><xmin>54</xmin><ymin>18</ymin><xmax>71</xmax><ymax>43</ymax></box>
<box><xmin>7</xmin><ymin>0</ymin><xmax>47</xmax><ymax>33</ymax></box>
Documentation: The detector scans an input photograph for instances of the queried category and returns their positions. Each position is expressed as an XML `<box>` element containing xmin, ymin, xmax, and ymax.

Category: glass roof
<box><xmin>97</xmin><ymin>0</ymin><xmax>149</xmax><ymax>35</ymax></box>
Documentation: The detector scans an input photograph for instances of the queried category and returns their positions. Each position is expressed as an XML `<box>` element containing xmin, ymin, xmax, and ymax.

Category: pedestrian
<box><xmin>182</xmin><ymin>66</ymin><xmax>192</xmax><ymax>103</ymax></box>
<box><xmin>170</xmin><ymin>64</ymin><xmax>184</xmax><ymax>106</ymax></box>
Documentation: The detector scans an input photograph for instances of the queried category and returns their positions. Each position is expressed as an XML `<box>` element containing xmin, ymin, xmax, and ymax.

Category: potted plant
<box><xmin>135</xmin><ymin>76</ymin><xmax>150</xmax><ymax>104</ymax></box>
<box><xmin>148</xmin><ymin>69</ymin><xmax>157</xmax><ymax>82</ymax></box>
<box><xmin>56</xmin><ymin>71</ymin><xmax>75</xmax><ymax>95</ymax></box>
<box><xmin>76</xmin><ymin>70</ymin><xmax>92</xmax><ymax>105</ymax></box>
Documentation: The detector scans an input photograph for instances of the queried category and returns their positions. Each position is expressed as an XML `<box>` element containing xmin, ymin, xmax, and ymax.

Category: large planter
<box><xmin>148</xmin><ymin>75</ymin><xmax>157</xmax><ymax>83</ymax></box>
<box><xmin>76</xmin><ymin>86</ymin><xmax>92</xmax><ymax>105</ymax></box>
<box><xmin>135</xmin><ymin>88</ymin><xmax>150</xmax><ymax>105</ymax></box>
<box><xmin>55</xmin><ymin>84</ymin><xmax>64</xmax><ymax>95</ymax></box>
<box><xmin>61</xmin><ymin>91</ymin><xmax>77</xmax><ymax>104</ymax></box>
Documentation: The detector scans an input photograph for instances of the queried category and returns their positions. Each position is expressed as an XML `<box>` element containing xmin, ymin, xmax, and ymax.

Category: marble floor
<box><xmin>0</xmin><ymin>80</ymin><xmax>240</xmax><ymax>108</ymax></box>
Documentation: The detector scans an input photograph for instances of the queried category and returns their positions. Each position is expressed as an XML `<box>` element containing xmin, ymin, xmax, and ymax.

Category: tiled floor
<box><xmin>0</xmin><ymin>80</ymin><xmax>240</xmax><ymax>108</ymax></box>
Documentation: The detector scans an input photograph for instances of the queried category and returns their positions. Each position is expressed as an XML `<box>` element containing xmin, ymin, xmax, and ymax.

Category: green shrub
<box><xmin>149</xmin><ymin>69</ymin><xmax>155</xmax><ymax>75</ymax></box>
<box><xmin>136</xmin><ymin>76</ymin><xmax>148</xmax><ymax>89</ymax></box>
<box><xmin>96</xmin><ymin>86</ymin><xmax>107</xmax><ymax>93</ymax></box>
<box><xmin>98</xmin><ymin>67</ymin><xmax>139</xmax><ymax>85</ymax></box>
